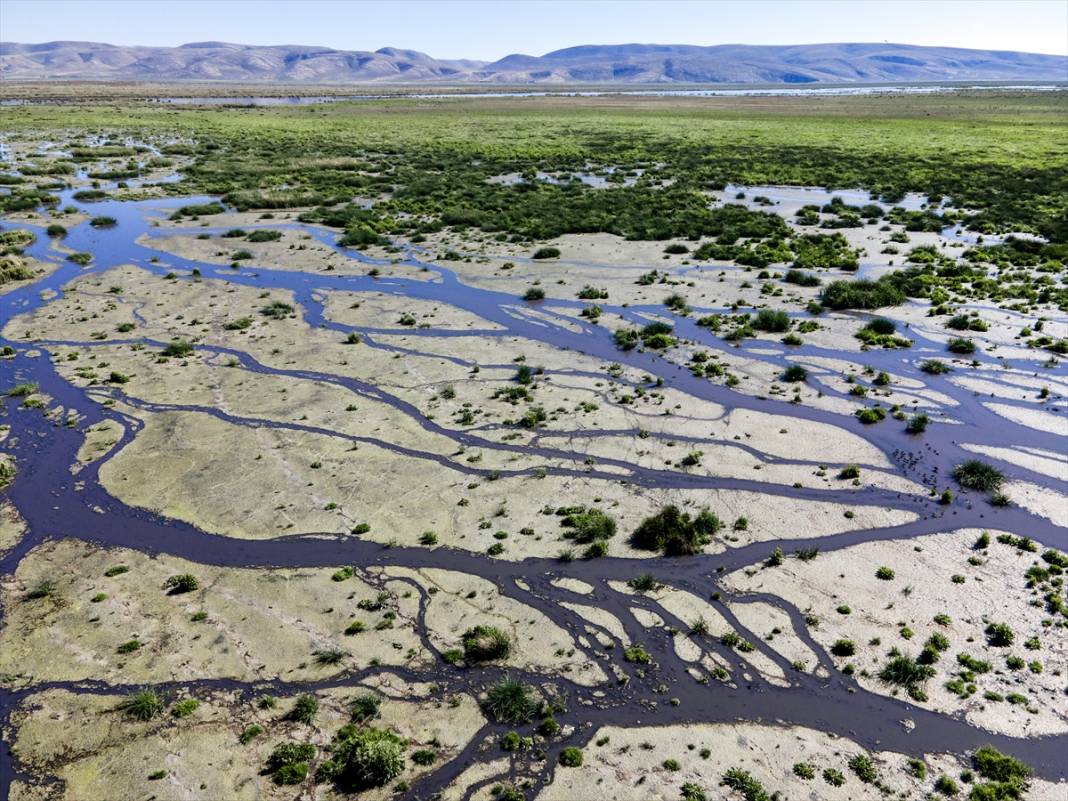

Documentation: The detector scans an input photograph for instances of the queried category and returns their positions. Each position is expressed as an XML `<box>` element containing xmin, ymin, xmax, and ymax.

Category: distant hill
<box><xmin>2</xmin><ymin>40</ymin><xmax>1065</xmax><ymax>84</ymax></box>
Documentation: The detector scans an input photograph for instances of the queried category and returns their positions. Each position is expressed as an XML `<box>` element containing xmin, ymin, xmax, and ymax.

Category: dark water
<box><xmin>0</xmin><ymin>188</ymin><xmax>1065</xmax><ymax>799</ymax></box>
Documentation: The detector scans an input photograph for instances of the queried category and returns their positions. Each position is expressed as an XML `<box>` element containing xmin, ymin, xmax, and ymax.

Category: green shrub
<box><xmin>953</xmin><ymin>460</ymin><xmax>1004</xmax><ymax>492</ymax></box>
<box><xmin>934</xmin><ymin>775</ymin><xmax>959</xmax><ymax>796</ymax></box>
<box><xmin>720</xmin><ymin>767</ymin><xmax>770</xmax><ymax>800</ymax></box>
<box><xmin>986</xmin><ymin>623</ymin><xmax>1015</xmax><ymax>647</ymax></box>
<box><xmin>878</xmin><ymin>654</ymin><xmax>935</xmax><ymax>689</ymax></box>
<box><xmin>484</xmin><ymin>677</ymin><xmax>536</xmax><ymax>724</ymax></box>
<box><xmin>752</xmin><ymin>309</ymin><xmax>791</xmax><ymax>332</ymax></box>
<box><xmin>560</xmin><ymin>508</ymin><xmax>616</xmax><ymax>542</ymax></box>
<box><xmin>559</xmin><ymin>747</ymin><xmax>583</xmax><ymax>767</ymax></box>
<box><xmin>267</xmin><ymin>742</ymin><xmax>316</xmax><ymax>785</ymax></box>
<box><xmin>907</xmin><ymin>413</ymin><xmax>929</xmax><ymax>433</ymax></box>
<box><xmin>920</xmin><ymin>359</ymin><xmax>951</xmax><ymax>374</ymax></box>
<box><xmin>623</xmin><ymin>644</ymin><xmax>652</xmax><ymax>664</ymax></box>
<box><xmin>972</xmin><ymin>745</ymin><xmax>1030</xmax><ymax>785</ymax></box>
<box><xmin>781</xmin><ymin>364</ymin><xmax>808</xmax><ymax>382</ymax></box>
<box><xmin>287</xmin><ymin>694</ymin><xmax>318</xmax><ymax>724</ymax></box>
<box><xmin>247</xmin><ymin>229</ymin><xmax>282</xmax><ymax>242</ymax></box>
<box><xmin>848</xmin><ymin>753</ymin><xmax>877</xmax><ymax>783</ymax></box>
<box><xmin>348</xmin><ymin>694</ymin><xmax>382</xmax><ymax>724</ymax></box>
<box><xmin>164</xmin><ymin>573</ymin><xmax>199</xmax><ymax>594</ymax></box>
<box><xmin>822</xmin><ymin>767</ymin><xmax>846</xmax><ymax>787</ymax></box>
<box><xmin>627</xmin><ymin>574</ymin><xmax>661</xmax><ymax>593</ymax></box>
<box><xmin>831</xmin><ymin>639</ymin><xmax>856</xmax><ymax>657</ymax></box>
<box><xmin>783</xmin><ymin>269</ymin><xmax>820</xmax><ymax>287</ymax></box>
<box><xmin>462</xmin><ymin>625</ymin><xmax>512</xmax><ymax>662</ymax></box>
<box><xmin>793</xmin><ymin>762</ymin><xmax>815</xmax><ymax>779</ymax></box>
<box><xmin>631</xmin><ymin>505</ymin><xmax>720</xmax><ymax>556</ymax></box>
<box><xmin>261</xmin><ymin>300</ymin><xmax>294</xmax><ymax>318</ymax></box>
<box><xmin>532</xmin><ymin>247</ymin><xmax>560</xmax><ymax>259</ymax></box>
<box><xmin>856</xmin><ymin>406</ymin><xmax>887</xmax><ymax>424</ymax></box>
<box><xmin>820</xmin><ymin>277</ymin><xmax>905</xmax><ymax>310</ymax></box>
<box><xmin>239</xmin><ymin>724</ymin><xmax>263</xmax><ymax>744</ymax></box>
<box><xmin>171</xmin><ymin>699</ymin><xmax>199</xmax><ymax>718</ymax></box>
<box><xmin>162</xmin><ymin>340</ymin><xmax>194</xmax><ymax>358</ymax></box>
<box><xmin>120</xmin><ymin>690</ymin><xmax>162</xmax><ymax>720</ymax></box>
<box><xmin>411</xmin><ymin>749</ymin><xmax>437</xmax><ymax>765</ymax></box>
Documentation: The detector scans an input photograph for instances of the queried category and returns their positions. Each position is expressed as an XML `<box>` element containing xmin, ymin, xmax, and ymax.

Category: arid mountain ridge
<box><xmin>2</xmin><ymin>40</ymin><xmax>1066</xmax><ymax>83</ymax></box>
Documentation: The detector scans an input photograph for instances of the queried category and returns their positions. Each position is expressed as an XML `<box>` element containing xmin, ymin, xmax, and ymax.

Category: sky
<box><xmin>3</xmin><ymin>0</ymin><xmax>1067</xmax><ymax>59</ymax></box>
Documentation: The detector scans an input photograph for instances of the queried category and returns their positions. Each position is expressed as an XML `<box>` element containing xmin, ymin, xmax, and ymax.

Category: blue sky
<box><xmin>3</xmin><ymin>0</ymin><xmax>1067</xmax><ymax>58</ymax></box>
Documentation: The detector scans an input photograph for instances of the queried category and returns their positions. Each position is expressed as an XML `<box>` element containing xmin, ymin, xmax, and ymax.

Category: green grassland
<box><xmin>2</xmin><ymin>91</ymin><xmax>1067</xmax><ymax>240</ymax></box>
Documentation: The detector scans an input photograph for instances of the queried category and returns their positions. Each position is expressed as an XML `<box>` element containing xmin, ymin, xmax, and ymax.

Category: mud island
<box><xmin>0</xmin><ymin>85</ymin><xmax>1066</xmax><ymax>801</ymax></box>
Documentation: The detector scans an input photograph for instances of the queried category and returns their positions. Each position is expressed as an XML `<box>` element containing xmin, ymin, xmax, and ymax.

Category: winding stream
<box><xmin>0</xmin><ymin>185</ymin><xmax>1066</xmax><ymax>799</ymax></box>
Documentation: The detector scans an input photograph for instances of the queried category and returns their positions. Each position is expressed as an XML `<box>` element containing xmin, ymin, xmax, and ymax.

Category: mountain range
<box><xmin>1</xmin><ymin>41</ymin><xmax>1066</xmax><ymax>84</ymax></box>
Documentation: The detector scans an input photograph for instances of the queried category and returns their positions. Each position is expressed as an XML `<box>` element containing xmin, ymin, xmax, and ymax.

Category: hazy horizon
<box><xmin>3</xmin><ymin>0</ymin><xmax>1067</xmax><ymax>59</ymax></box>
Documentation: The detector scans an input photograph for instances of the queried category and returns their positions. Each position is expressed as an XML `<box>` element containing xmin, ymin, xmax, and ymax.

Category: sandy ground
<box><xmin>3</xmin><ymin>265</ymin><xmax>921</xmax><ymax>556</ymax></box>
<box><xmin>536</xmin><ymin>720</ymin><xmax>1067</xmax><ymax>801</ymax></box>
<box><xmin>9</xmin><ymin>683</ymin><xmax>485</xmax><ymax>801</ymax></box>
<box><xmin>726</xmin><ymin>528</ymin><xmax>1068</xmax><ymax>736</ymax></box>
<box><xmin>0</xmin><ymin>539</ymin><xmax>434</xmax><ymax>686</ymax></box>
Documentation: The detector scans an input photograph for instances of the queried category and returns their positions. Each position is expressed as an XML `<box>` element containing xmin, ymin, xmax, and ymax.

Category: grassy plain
<box><xmin>3</xmin><ymin>91</ymin><xmax>1067</xmax><ymax>238</ymax></box>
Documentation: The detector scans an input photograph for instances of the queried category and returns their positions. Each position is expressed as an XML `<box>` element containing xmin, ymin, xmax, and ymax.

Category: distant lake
<box><xmin>2</xmin><ymin>83</ymin><xmax>1064</xmax><ymax>106</ymax></box>
<box><xmin>153</xmin><ymin>83</ymin><xmax>1068</xmax><ymax>105</ymax></box>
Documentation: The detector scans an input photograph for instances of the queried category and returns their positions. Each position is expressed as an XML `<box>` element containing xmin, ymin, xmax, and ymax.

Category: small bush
<box><xmin>287</xmin><ymin>694</ymin><xmax>318</xmax><ymax>724</ymax></box>
<box><xmin>239</xmin><ymin>724</ymin><xmax>263</xmax><ymax>744</ymax></box>
<box><xmin>120</xmin><ymin>690</ymin><xmax>162</xmax><ymax>720</ymax></box>
<box><xmin>822</xmin><ymin>767</ymin><xmax>846</xmax><ymax>787</ymax></box>
<box><xmin>920</xmin><ymin>359</ymin><xmax>951</xmax><ymax>374</ymax></box>
<box><xmin>986</xmin><ymin>622</ymin><xmax>1015</xmax><ymax>647</ymax></box>
<box><xmin>462</xmin><ymin>625</ymin><xmax>512</xmax><ymax>662</ymax></box>
<box><xmin>933</xmin><ymin>775</ymin><xmax>959</xmax><ymax>796</ymax></box>
<box><xmin>752</xmin><ymin>309</ymin><xmax>791</xmax><ymax>333</ymax></box>
<box><xmin>783</xmin><ymin>269</ymin><xmax>820</xmax><ymax>287</ymax></box>
<box><xmin>484</xmin><ymin>677</ymin><xmax>536</xmax><ymax>724</ymax></box>
<box><xmin>781</xmin><ymin>364</ymin><xmax>808</xmax><ymax>382</ymax></box>
<box><xmin>411</xmin><ymin>749</ymin><xmax>437</xmax><ymax>766</ymax></box>
<box><xmin>162</xmin><ymin>340</ymin><xmax>194</xmax><ymax>358</ymax></box>
<box><xmin>247</xmin><ymin>229</ymin><xmax>282</xmax><ymax>242</ymax></box>
<box><xmin>793</xmin><ymin>762</ymin><xmax>815</xmax><ymax>779</ymax></box>
<box><xmin>624</xmin><ymin>644</ymin><xmax>652</xmax><ymax>664</ymax></box>
<box><xmin>260</xmin><ymin>300</ymin><xmax>294</xmax><ymax>319</ymax></box>
<box><xmin>350</xmin><ymin>693</ymin><xmax>382</xmax><ymax>722</ymax></box>
<box><xmin>267</xmin><ymin>742</ymin><xmax>316</xmax><ymax>785</ymax></box>
<box><xmin>848</xmin><ymin>753</ymin><xmax>877</xmax><ymax>783</ymax></box>
<box><xmin>856</xmin><ymin>406</ymin><xmax>887</xmax><ymax>424</ymax></box>
<box><xmin>171</xmin><ymin>699</ymin><xmax>199</xmax><ymax>718</ymax></box>
<box><xmin>875</xmin><ymin>566</ymin><xmax>895</xmax><ymax>580</ymax></box>
<box><xmin>532</xmin><ymin>247</ymin><xmax>560</xmax><ymax>260</ymax></box>
<box><xmin>631</xmin><ymin>505</ymin><xmax>720</xmax><ymax>556</ymax></box>
<box><xmin>164</xmin><ymin>574</ymin><xmax>199</xmax><ymax>594</ymax></box>
<box><xmin>559</xmin><ymin>747</ymin><xmax>583</xmax><ymax>767</ymax></box>
<box><xmin>953</xmin><ymin>460</ymin><xmax>1004</xmax><ymax>492</ymax></box>
<box><xmin>831</xmin><ymin>639</ymin><xmax>856</xmax><ymax>657</ymax></box>
<box><xmin>720</xmin><ymin>767</ymin><xmax>770</xmax><ymax>800</ymax></box>
<box><xmin>879</xmin><ymin>654</ymin><xmax>935</xmax><ymax>689</ymax></box>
